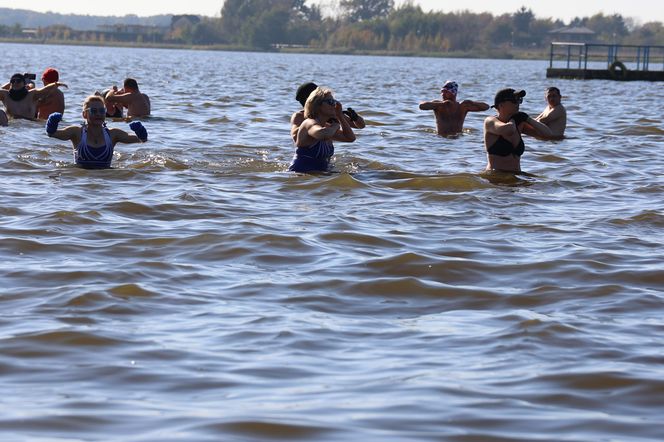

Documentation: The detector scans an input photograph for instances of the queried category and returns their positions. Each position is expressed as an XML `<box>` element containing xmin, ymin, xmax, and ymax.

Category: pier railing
<box><xmin>549</xmin><ymin>42</ymin><xmax>664</xmax><ymax>70</ymax></box>
<box><xmin>547</xmin><ymin>42</ymin><xmax>664</xmax><ymax>81</ymax></box>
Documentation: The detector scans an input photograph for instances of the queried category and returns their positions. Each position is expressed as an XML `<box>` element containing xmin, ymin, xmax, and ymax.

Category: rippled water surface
<box><xmin>1</xmin><ymin>43</ymin><xmax>663</xmax><ymax>441</ymax></box>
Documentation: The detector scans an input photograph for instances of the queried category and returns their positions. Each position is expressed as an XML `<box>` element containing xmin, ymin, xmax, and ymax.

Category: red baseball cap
<box><xmin>42</xmin><ymin>68</ymin><xmax>59</xmax><ymax>84</ymax></box>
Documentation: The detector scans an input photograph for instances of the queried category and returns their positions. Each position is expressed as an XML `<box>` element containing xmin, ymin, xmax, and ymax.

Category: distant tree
<box><xmin>340</xmin><ymin>0</ymin><xmax>394</xmax><ymax>23</ymax></box>
<box><xmin>512</xmin><ymin>6</ymin><xmax>534</xmax><ymax>46</ymax></box>
<box><xmin>624</xmin><ymin>21</ymin><xmax>664</xmax><ymax>45</ymax></box>
<box><xmin>513</xmin><ymin>6</ymin><xmax>534</xmax><ymax>33</ymax></box>
<box><xmin>484</xmin><ymin>14</ymin><xmax>514</xmax><ymax>47</ymax></box>
<box><xmin>586</xmin><ymin>13</ymin><xmax>629</xmax><ymax>43</ymax></box>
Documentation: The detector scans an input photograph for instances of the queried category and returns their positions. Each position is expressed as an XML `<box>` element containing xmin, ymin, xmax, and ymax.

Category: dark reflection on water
<box><xmin>1</xmin><ymin>43</ymin><xmax>664</xmax><ymax>441</ymax></box>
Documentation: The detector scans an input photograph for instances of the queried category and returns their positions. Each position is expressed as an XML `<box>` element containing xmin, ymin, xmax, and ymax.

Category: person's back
<box><xmin>37</xmin><ymin>68</ymin><xmax>65</xmax><ymax>120</ymax></box>
<box><xmin>106</xmin><ymin>78</ymin><xmax>150</xmax><ymax>118</ymax></box>
<box><xmin>37</xmin><ymin>88</ymin><xmax>64</xmax><ymax>120</ymax></box>
<box><xmin>128</xmin><ymin>92</ymin><xmax>150</xmax><ymax>118</ymax></box>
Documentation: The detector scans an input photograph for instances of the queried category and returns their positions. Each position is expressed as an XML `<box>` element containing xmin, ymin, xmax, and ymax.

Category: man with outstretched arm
<box><xmin>419</xmin><ymin>80</ymin><xmax>489</xmax><ymax>136</ymax></box>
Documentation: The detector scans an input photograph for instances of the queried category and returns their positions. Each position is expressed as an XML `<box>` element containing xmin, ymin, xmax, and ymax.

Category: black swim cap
<box><xmin>295</xmin><ymin>82</ymin><xmax>318</xmax><ymax>106</ymax></box>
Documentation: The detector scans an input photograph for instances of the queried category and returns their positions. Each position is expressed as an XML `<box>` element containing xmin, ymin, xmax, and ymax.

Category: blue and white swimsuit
<box><xmin>75</xmin><ymin>125</ymin><xmax>114</xmax><ymax>169</ymax></box>
<box><xmin>289</xmin><ymin>139</ymin><xmax>335</xmax><ymax>172</ymax></box>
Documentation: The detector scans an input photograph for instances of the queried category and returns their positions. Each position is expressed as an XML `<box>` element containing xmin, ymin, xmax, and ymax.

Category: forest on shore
<box><xmin>1</xmin><ymin>1</ymin><xmax>662</xmax><ymax>57</ymax></box>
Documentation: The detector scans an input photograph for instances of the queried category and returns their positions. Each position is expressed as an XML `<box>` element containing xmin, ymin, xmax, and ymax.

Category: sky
<box><xmin>0</xmin><ymin>0</ymin><xmax>661</xmax><ymax>24</ymax></box>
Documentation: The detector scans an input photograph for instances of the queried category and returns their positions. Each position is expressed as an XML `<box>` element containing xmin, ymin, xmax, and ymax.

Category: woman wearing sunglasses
<box><xmin>45</xmin><ymin>95</ymin><xmax>148</xmax><ymax>169</ymax></box>
<box><xmin>291</xmin><ymin>87</ymin><xmax>356</xmax><ymax>173</ymax></box>
<box><xmin>483</xmin><ymin>88</ymin><xmax>551</xmax><ymax>173</ymax></box>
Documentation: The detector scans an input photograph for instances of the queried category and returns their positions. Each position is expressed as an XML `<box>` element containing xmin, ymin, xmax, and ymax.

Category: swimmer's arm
<box><xmin>105</xmin><ymin>93</ymin><xmax>133</xmax><ymax>106</ymax></box>
<box><xmin>109</xmin><ymin>128</ymin><xmax>143</xmax><ymax>144</ymax></box>
<box><xmin>461</xmin><ymin>100</ymin><xmax>490</xmax><ymax>112</ymax></box>
<box><xmin>33</xmin><ymin>82</ymin><xmax>68</xmax><ymax>100</ymax></box>
<box><xmin>333</xmin><ymin>102</ymin><xmax>356</xmax><ymax>142</ymax></box>
<box><xmin>307</xmin><ymin>122</ymin><xmax>339</xmax><ymax>140</ymax></box>
<box><xmin>290</xmin><ymin>124</ymin><xmax>299</xmax><ymax>143</ymax></box>
<box><xmin>523</xmin><ymin>117</ymin><xmax>552</xmax><ymax>138</ymax></box>
<box><xmin>48</xmin><ymin>125</ymin><xmax>79</xmax><ymax>141</ymax></box>
<box><xmin>418</xmin><ymin>100</ymin><xmax>443</xmax><ymax>110</ymax></box>
<box><xmin>536</xmin><ymin>106</ymin><xmax>565</xmax><ymax>124</ymax></box>
<box><xmin>344</xmin><ymin>111</ymin><xmax>365</xmax><ymax>129</ymax></box>
<box><xmin>485</xmin><ymin>116</ymin><xmax>516</xmax><ymax>137</ymax></box>
<box><xmin>290</xmin><ymin>111</ymin><xmax>305</xmax><ymax>142</ymax></box>
<box><xmin>1</xmin><ymin>83</ymin><xmax>9</xmax><ymax>91</ymax></box>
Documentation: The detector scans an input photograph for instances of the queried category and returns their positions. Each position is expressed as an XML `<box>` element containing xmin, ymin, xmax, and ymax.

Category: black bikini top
<box><xmin>488</xmin><ymin>136</ymin><xmax>525</xmax><ymax>157</ymax></box>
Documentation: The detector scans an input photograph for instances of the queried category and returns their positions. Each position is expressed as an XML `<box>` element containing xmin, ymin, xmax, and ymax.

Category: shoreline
<box><xmin>0</xmin><ymin>38</ymin><xmax>549</xmax><ymax>60</ymax></box>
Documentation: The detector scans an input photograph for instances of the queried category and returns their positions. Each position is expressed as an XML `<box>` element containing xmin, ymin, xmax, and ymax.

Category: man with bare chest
<box><xmin>419</xmin><ymin>80</ymin><xmax>489</xmax><ymax>136</ymax></box>
<box><xmin>0</xmin><ymin>73</ymin><xmax>66</xmax><ymax>122</ymax></box>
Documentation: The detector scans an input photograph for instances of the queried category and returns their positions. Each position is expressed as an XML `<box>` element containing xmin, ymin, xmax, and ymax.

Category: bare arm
<box><xmin>461</xmin><ymin>100</ymin><xmax>490</xmax><ymax>112</ymax></box>
<box><xmin>332</xmin><ymin>102</ymin><xmax>356</xmax><ymax>142</ymax></box>
<box><xmin>537</xmin><ymin>106</ymin><xmax>566</xmax><ymax>125</ymax></box>
<box><xmin>419</xmin><ymin>100</ymin><xmax>443</xmax><ymax>111</ymax></box>
<box><xmin>105</xmin><ymin>92</ymin><xmax>133</xmax><ymax>106</ymax></box>
<box><xmin>346</xmin><ymin>113</ymin><xmax>365</xmax><ymax>129</ymax></box>
<box><xmin>49</xmin><ymin>125</ymin><xmax>80</xmax><ymax>142</ymax></box>
<box><xmin>485</xmin><ymin>116</ymin><xmax>517</xmax><ymax>137</ymax></box>
<box><xmin>290</xmin><ymin>110</ymin><xmax>305</xmax><ymax>142</ymax></box>
<box><xmin>33</xmin><ymin>82</ymin><xmax>68</xmax><ymax>100</ymax></box>
<box><xmin>307</xmin><ymin>121</ymin><xmax>340</xmax><ymax>140</ymax></box>
<box><xmin>522</xmin><ymin>117</ymin><xmax>552</xmax><ymax>138</ymax></box>
<box><xmin>110</xmin><ymin>128</ymin><xmax>142</xmax><ymax>144</ymax></box>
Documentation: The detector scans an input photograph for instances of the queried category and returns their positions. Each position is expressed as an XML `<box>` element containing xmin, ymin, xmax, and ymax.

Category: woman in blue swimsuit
<box><xmin>484</xmin><ymin>88</ymin><xmax>551</xmax><ymax>173</ymax></box>
<box><xmin>45</xmin><ymin>95</ymin><xmax>147</xmax><ymax>169</ymax></box>
<box><xmin>290</xmin><ymin>87</ymin><xmax>356</xmax><ymax>173</ymax></box>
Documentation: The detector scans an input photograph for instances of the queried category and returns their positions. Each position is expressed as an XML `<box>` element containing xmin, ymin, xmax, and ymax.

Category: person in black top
<box><xmin>483</xmin><ymin>88</ymin><xmax>551</xmax><ymax>173</ymax></box>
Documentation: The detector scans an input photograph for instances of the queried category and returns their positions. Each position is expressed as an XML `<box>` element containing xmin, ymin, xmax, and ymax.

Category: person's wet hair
<box><xmin>296</xmin><ymin>82</ymin><xmax>318</xmax><ymax>107</ymax></box>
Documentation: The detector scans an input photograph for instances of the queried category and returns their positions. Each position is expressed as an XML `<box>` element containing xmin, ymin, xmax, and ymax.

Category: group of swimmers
<box><xmin>1</xmin><ymin>69</ymin><xmax>566</xmax><ymax>173</ymax></box>
<box><xmin>290</xmin><ymin>80</ymin><xmax>566</xmax><ymax>173</ymax></box>
<box><xmin>0</xmin><ymin>69</ymin><xmax>151</xmax><ymax>168</ymax></box>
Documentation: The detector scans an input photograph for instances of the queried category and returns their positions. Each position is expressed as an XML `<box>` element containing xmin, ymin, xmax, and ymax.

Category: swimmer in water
<box><xmin>45</xmin><ymin>95</ymin><xmax>148</xmax><ymax>169</ymax></box>
<box><xmin>483</xmin><ymin>88</ymin><xmax>552</xmax><ymax>173</ymax></box>
<box><xmin>290</xmin><ymin>81</ymin><xmax>365</xmax><ymax>142</ymax></box>
<box><xmin>419</xmin><ymin>80</ymin><xmax>489</xmax><ymax>136</ymax></box>
<box><xmin>0</xmin><ymin>73</ymin><xmax>67</xmax><ymax>121</ymax></box>
<box><xmin>291</xmin><ymin>87</ymin><xmax>356</xmax><ymax>173</ymax></box>
<box><xmin>532</xmin><ymin>86</ymin><xmax>567</xmax><ymax>139</ymax></box>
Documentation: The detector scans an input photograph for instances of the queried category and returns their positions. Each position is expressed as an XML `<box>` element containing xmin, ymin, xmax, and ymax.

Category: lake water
<box><xmin>1</xmin><ymin>43</ymin><xmax>663</xmax><ymax>441</ymax></box>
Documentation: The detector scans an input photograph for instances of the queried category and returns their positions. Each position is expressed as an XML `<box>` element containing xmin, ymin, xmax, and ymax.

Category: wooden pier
<box><xmin>547</xmin><ymin>43</ymin><xmax>664</xmax><ymax>81</ymax></box>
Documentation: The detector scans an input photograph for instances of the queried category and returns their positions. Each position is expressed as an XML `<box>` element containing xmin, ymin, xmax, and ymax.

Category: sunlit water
<box><xmin>1</xmin><ymin>43</ymin><xmax>663</xmax><ymax>441</ymax></box>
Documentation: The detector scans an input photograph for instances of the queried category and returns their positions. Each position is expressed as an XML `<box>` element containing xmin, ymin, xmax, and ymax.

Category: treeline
<box><xmin>0</xmin><ymin>8</ymin><xmax>171</xmax><ymax>30</ymax></box>
<box><xmin>2</xmin><ymin>1</ymin><xmax>663</xmax><ymax>53</ymax></box>
<box><xmin>176</xmin><ymin>1</ymin><xmax>664</xmax><ymax>51</ymax></box>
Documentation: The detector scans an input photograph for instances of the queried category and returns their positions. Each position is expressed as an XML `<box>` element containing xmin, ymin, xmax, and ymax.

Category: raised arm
<box><xmin>343</xmin><ymin>107</ymin><xmax>366</xmax><ymax>129</ymax></box>
<box><xmin>461</xmin><ymin>100</ymin><xmax>490</xmax><ymax>112</ymax></box>
<box><xmin>48</xmin><ymin>124</ymin><xmax>80</xmax><ymax>142</ymax></box>
<box><xmin>33</xmin><ymin>82</ymin><xmax>68</xmax><ymax>100</ymax></box>
<box><xmin>485</xmin><ymin>116</ymin><xmax>517</xmax><ymax>137</ymax></box>
<box><xmin>290</xmin><ymin>110</ymin><xmax>305</xmax><ymax>142</ymax></box>
<box><xmin>105</xmin><ymin>92</ymin><xmax>133</xmax><ymax>106</ymax></box>
<box><xmin>514</xmin><ymin>112</ymin><xmax>552</xmax><ymax>138</ymax></box>
<box><xmin>111</xmin><ymin>121</ymin><xmax>148</xmax><ymax>144</ymax></box>
<box><xmin>332</xmin><ymin>101</ymin><xmax>356</xmax><ymax>142</ymax></box>
<box><xmin>419</xmin><ymin>100</ymin><xmax>443</xmax><ymax>111</ymax></box>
